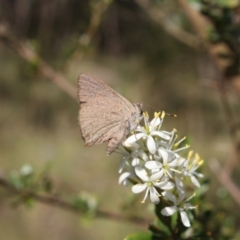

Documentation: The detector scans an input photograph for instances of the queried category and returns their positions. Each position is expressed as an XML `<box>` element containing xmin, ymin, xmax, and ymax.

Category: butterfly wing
<box><xmin>79</xmin><ymin>100</ymin><xmax>124</xmax><ymax>145</ymax></box>
<box><xmin>78</xmin><ymin>74</ymin><xmax>135</xmax><ymax>153</ymax></box>
<box><xmin>78</xmin><ymin>73</ymin><xmax>136</xmax><ymax>113</ymax></box>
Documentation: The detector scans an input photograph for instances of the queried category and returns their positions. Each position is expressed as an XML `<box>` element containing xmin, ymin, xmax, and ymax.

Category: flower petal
<box><xmin>150</xmin><ymin>117</ymin><xmax>160</xmax><ymax>127</ymax></box>
<box><xmin>162</xmin><ymin>191</ymin><xmax>177</xmax><ymax>204</ymax></box>
<box><xmin>147</xmin><ymin>136</ymin><xmax>156</xmax><ymax>154</ymax></box>
<box><xmin>141</xmin><ymin>187</ymin><xmax>150</xmax><ymax>203</ymax></box>
<box><xmin>119</xmin><ymin>172</ymin><xmax>131</xmax><ymax>184</ymax></box>
<box><xmin>160</xmin><ymin>181</ymin><xmax>175</xmax><ymax>190</ymax></box>
<box><xmin>139</xmin><ymin>151</ymin><xmax>149</xmax><ymax>161</ymax></box>
<box><xmin>158</xmin><ymin>149</ymin><xmax>169</xmax><ymax>163</ymax></box>
<box><xmin>118</xmin><ymin>157</ymin><xmax>130</xmax><ymax>173</ymax></box>
<box><xmin>124</xmin><ymin>133</ymin><xmax>146</xmax><ymax>146</ymax></box>
<box><xmin>145</xmin><ymin>161</ymin><xmax>162</xmax><ymax>170</ymax></box>
<box><xmin>150</xmin><ymin>170</ymin><xmax>164</xmax><ymax>181</ymax></box>
<box><xmin>151</xmin><ymin>131</ymin><xmax>170</xmax><ymax>140</ymax></box>
<box><xmin>150</xmin><ymin>187</ymin><xmax>160</xmax><ymax>204</ymax></box>
<box><xmin>132</xmin><ymin>158</ymin><xmax>141</xmax><ymax>167</ymax></box>
<box><xmin>135</xmin><ymin>167</ymin><xmax>149</xmax><ymax>181</ymax></box>
<box><xmin>161</xmin><ymin>206</ymin><xmax>177</xmax><ymax>216</ymax></box>
<box><xmin>190</xmin><ymin>175</ymin><xmax>200</xmax><ymax>187</ymax></box>
<box><xmin>174</xmin><ymin>176</ymin><xmax>186</xmax><ymax>200</ymax></box>
<box><xmin>180</xmin><ymin>210</ymin><xmax>191</xmax><ymax>227</ymax></box>
<box><xmin>124</xmin><ymin>142</ymin><xmax>139</xmax><ymax>149</ymax></box>
<box><xmin>169</xmin><ymin>158</ymin><xmax>179</xmax><ymax>167</ymax></box>
<box><xmin>132</xmin><ymin>183</ymin><xmax>147</xmax><ymax>193</ymax></box>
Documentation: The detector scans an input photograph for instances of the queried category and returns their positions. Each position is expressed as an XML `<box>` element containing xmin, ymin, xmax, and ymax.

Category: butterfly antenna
<box><xmin>166</xmin><ymin>113</ymin><xmax>177</xmax><ymax>118</ymax></box>
<box><xmin>144</xmin><ymin>104</ymin><xmax>177</xmax><ymax>118</ymax></box>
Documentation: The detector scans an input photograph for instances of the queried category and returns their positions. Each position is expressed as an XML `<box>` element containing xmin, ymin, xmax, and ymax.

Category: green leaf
<box><xmin>124</xmin><ymin>232</ymin><xmax>152</xmax><ymax>240</ymax></box>
<box><xmin>195</xmin><ymin>183</ymin><xmax>209</xmax><ymax>197</ymax></box>
<box><xmin>148</xmin><ymin>224</ymin><xmax>169</xmax><ymax>238</ymax></box>
<box><xmin>9</xmin><ymin>171</ymin><xmax>24</xmax><ymax>190</ymax></box>
<box><xmin>71</xmin><ymin>192</ymin><xmax>98</xmax><ymax>213</ymax></box>
<box><xmin>216</xmin><ymin>0</ymin><xmax>240</xmax><ymax>8</ymax></box>
<box><xmin>154</xmin><ymin>201</ymin><xmax>172</xmax><ymax>230</ymax></box>
<box><xmin>24</xmin><ymin>197</ymin><xmax>35</xmax><ymax>208</ymax></box>
<box><xmin>125</xmin><ymin>231</ymin><xmax>176</xmax><ymax>240</ymax></box>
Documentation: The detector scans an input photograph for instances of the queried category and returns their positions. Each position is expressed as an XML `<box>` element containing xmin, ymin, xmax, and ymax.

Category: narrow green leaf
<box><xmin>124</xmin><ymin>232</ymin><xmax>152</xmax><ymax>240</ymax></box>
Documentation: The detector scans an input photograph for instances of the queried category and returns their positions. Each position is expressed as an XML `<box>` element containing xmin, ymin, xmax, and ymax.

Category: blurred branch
<box><xmin>66</xmin><ymin>0</ymin><xmax>112</xmax><ymax>66</ymax></box>
<box><xmin>0</xmin><ymin>24</ymin><xmax>77</xmax><ymax>101</ymax></box>
<box><xmin>217</xmin><ymin>75</ymin><xmax>239</xmax><ymax>172</ymax></box>
<box><xmin>135</xmin><ymin>0</ymin><xmax>201</xmax><ymax>49</ymax></box>
<box><xmin>175</xmin><ymin>0</ymin><xmax>240</xmax><ymax>166</ymax></box>
<box><xmin>209</xmin><ymin>159</ymin><xmax>240</xmax><ymax>207</ymax></box>
<box><xmin>0</xmin><ymin>175</ymin><xmax>150</xmax><ymax>227</ymax></box>
<box><xmin>175</xmin><ymin>0</ymin><xmax>240</xmax><ymax>90</ymax></box>
<box><xmin>86</xmin><ymin>0</ymin><xmax>112</xmax><ymax>44</ymax></box>
<box><xmin>175</xmin><ymin>0</ymin><xmax>230</xmax><ymax>72</ymax></box>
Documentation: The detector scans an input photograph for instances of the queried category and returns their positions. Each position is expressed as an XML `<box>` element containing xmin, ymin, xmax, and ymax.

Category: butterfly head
<box><xmin>132</xmin><ymin>103</ymin><xmax>143</xmax><ymax>123</ymax></box>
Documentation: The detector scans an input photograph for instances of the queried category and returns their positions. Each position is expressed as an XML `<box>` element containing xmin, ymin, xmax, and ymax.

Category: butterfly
<box><xmin>77</xmin><ymin>73</ymin><xmax>143</xmax><ymax>154</ymax></box>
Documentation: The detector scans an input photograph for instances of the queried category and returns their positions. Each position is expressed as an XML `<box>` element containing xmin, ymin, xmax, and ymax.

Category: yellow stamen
<box><xmin>144</xmin><ymin>112</ymin><xmax>149</xmax><ymax>118</ymax></box>
<box><xmin>188</xmin><ymin>150</ymin><xmax>194</xmax><ymax>159</ymax></box>
<box><xmin>160</xmin><ymin>111</ymin><xmax>165</xmax><ymax>119</ymax></box>
<box><xmin>198</xmin><ymin>159</ymin><xmax>204</xmax><ymax>165</ymax></box>
<box><xmin>174</xmin><ymin>136</ymin><xmax>186</xmax><ymax>146</ymax></box>
<box><xmin>154</xmin><ymin>112</ymin><xmax>160</xmax><ymax>118</ymax></box>
<box><xmin>195</xmin><ymin>153</ymin><xmax>200</xmax><ymax>161</ymax></box>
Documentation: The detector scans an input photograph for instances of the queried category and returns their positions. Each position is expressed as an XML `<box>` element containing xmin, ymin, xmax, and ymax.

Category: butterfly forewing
<box><xmin>78</xmin><ymin>73</ymin><xmax>142</xmax><ymax>154</ymax></box>
<box><xmin>78</xmin><ymin>74</ymin><xmax>135</xmax><ymax>113</ymax></box>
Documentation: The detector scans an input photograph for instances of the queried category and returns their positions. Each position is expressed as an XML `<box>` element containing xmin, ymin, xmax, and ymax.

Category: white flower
<box><xmin>117</xmin><ymin>112</ymin><xmax>204</xmax><ymax>228</ymax></box>
<box><xmin>118</xmin><ymin>148</ymin><xmax>146</xmax><ymax>173</ymax></box>
<box><xmin>180</xmin><ymin>151</ymin><xmax>204</xmax><ymax>188</ymax></box>
<box><xmin>173</xmin><ymin>176</ymin><xmax>186</xmax><ymax>199</ymax></box>
<box><xmin>157</xmin><ymin>148</ymin><xmax>180</xmax><ymax>178</ymax></box>
<box><xmin>161</xmin><ymin>192</ymin><xmax>197</xmax><ymax>227</ymax></box>
<box><xmin>124</xmin><ymin>112</ymin><xmax>170</xmax><ymax>154</ymax></box>
<box><xmin>132</xmin><ymin>167</ymin><xmax>174</xmax><ymax>204</ymax></box>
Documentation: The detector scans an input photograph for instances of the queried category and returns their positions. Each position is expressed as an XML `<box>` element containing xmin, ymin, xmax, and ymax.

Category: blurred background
<box><xmin>0</xmin><ymin>0</ymin><xmax>240</xmax><ymax>239</ymax></box>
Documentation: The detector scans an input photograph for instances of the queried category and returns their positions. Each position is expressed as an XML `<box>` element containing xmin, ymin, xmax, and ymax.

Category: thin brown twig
<box><xmin>0</xmin><ymin>176</ymin><xmax>150</xmax><ymax>227</ymax></box>
<box><xmin>218</xmin><ymin>85</ymin><xmax>239</xmax><ymax>173</ymax></box>
<box><xmin>175</xmin><ymin>0</ymin><xmax>240</xmax><ymax>91</ymax></box>
<box><xmin>209</xmin><ymin>159</ymin><xmax>240</xmax><ymax>207</ymax></box>
<box><xmin>218</xmin><ymin>87</ymin><xmax>237</xmax><ymax>141</ymax></box>
<box><xmin>175</xmin><ymin>0</ymin><xmax>229</xmax><ymax>71</ymax></box>
<box><xmin>65</xmin><ymin>0</ymin><xmax>112</xmax><ymax>66</ymax></box>
<box><xmin>0</xmin><ymin>24</ymin><xmax>77</xmax><ymax>101</ymax></box>
<box><xmin>135</xmin><ymin>0</ymin><xmax>201</xmax><ymax>49</ymax></box>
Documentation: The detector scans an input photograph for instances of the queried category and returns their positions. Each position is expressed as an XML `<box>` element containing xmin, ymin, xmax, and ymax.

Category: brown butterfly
<box><xmin>77</xmin><ymin>73</ymin><xmax>143</xmax><ymax>154</ymax></box>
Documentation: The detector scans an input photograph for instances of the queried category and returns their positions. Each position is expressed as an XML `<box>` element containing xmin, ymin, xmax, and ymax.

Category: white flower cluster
<box><xmin>118</xmin><ymin>112</ymin><xmax>204</xmax><ymax>227</ymax></box>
